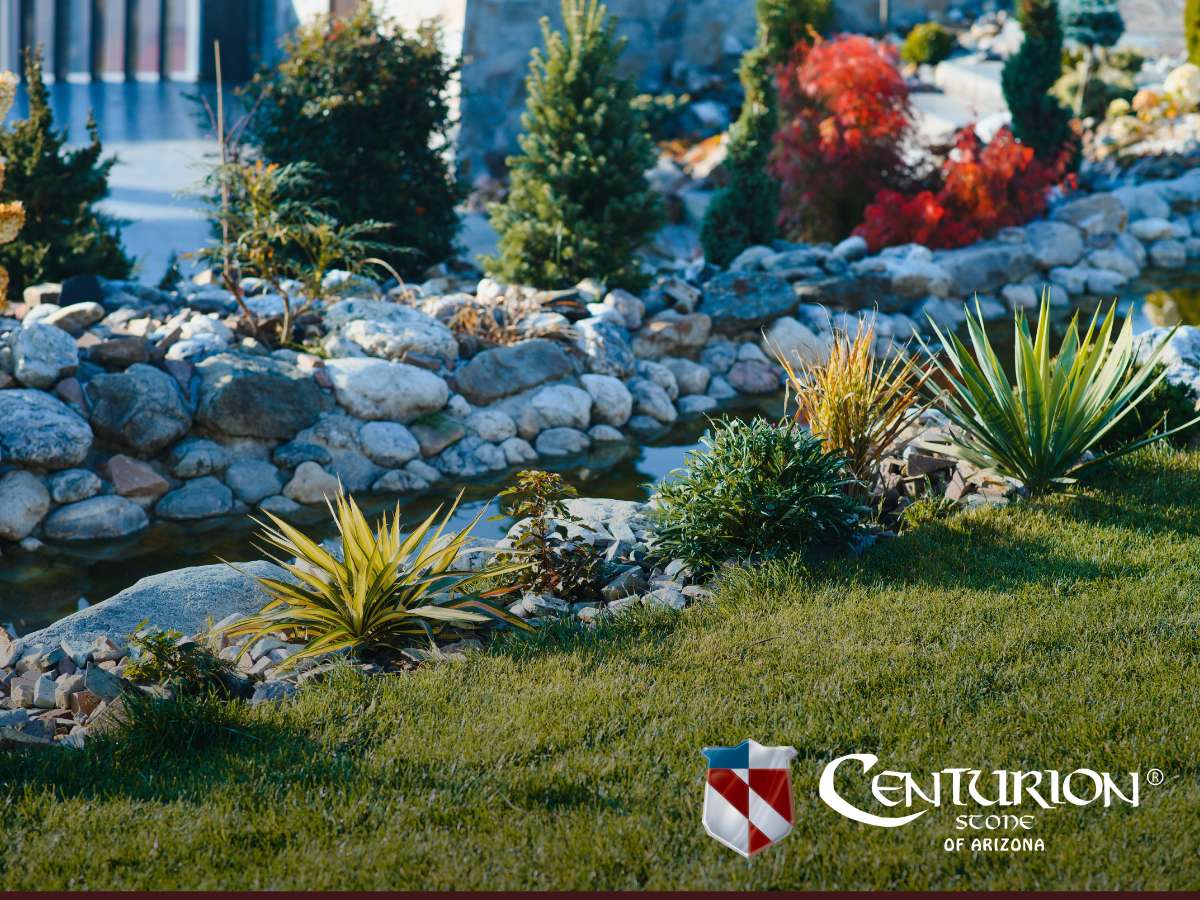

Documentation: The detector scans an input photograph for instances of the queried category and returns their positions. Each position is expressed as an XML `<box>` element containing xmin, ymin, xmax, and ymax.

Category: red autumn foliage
<box><xmin>853</xmin><ymin>126</ymin><xmax>1075</xmax><ymax>251</ymax></box>
<box><xmin>770</xmin><ymin>35</ymin><xmax>915</xmax><ymax>243</ymax></box>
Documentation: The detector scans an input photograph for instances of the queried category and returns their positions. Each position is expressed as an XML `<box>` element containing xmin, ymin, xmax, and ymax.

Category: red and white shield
<box><xmin>702</xmin><ymin>739</ymin><xmax>796</xmax><ymax>858</ymax></box>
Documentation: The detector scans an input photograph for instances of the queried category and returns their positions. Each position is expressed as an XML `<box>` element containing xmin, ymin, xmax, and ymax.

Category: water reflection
<box><xmin>1</xmin><ymin>397</ymin><xmax>782</xmax><ymax>634</ymax></box>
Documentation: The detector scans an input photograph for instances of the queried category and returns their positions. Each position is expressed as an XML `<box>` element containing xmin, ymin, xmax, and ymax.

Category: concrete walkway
<box><xmin>12</xmin><ymin>82</ymin><xmax>217</xmax><ymax>285</ymax></box>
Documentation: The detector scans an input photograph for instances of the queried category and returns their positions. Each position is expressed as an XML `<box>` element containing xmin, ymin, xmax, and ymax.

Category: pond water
<box><xmin>5</xmin><ymin>267</ymin><xmax>1200</xmax><ymax>635</ymax></box>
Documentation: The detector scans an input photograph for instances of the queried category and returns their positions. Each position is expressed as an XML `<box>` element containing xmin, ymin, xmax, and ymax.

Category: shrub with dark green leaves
<box><xmin>700</xmin><ymin>0</ymin><xmax>831</xmax><ymax>268</ymax></box>
<box><xmin>901</xmin><ymin>23</ymin><xmax>956</xmax><ymax>67</ymax></box>
<box><xmin>124</xmin><ymin>627</ymin><xmax>235</xmax><ymax>698</ymax></box>
<box><xmin>486</xmin><ymin>0</ymin><xmax>661</xmax><ymax>290</ymax></box>
<box><xmin>1002</xmin><ymin>0</ymin><xmax>1076</xmax><ymax>162</ymax></box>
<box><xmin>242</xmin><ymin>2</ymin><xmax>461</xmax><ymax>278</ymax></box>
<box><xmin>498</xmin><ymin>470</ymin><xmax>603</xmax><ymax>602</ymax></box>
<box><xmin>0</xmin><ymin>49</ymin><xmax>130</xmax><ymax>296</ymax></box>
<box><xmin>651</xmin><ymin>417</ymin><xmax>862</xmax><ymax>573</ymax></box>
<box><xmin>1096</xmin><ymin>365</ymin><xmax>1200</xmax><ymax>451</ymax></box>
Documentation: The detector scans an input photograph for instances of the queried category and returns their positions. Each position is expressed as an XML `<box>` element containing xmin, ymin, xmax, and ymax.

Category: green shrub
<box><xmin>1002</xmin><ymin>0</ymin><xmax>1076</xmax><ymax>161</ymax></box>
<box><xmin>1061</xmin><ymin>0</ymin><xmax>1125</xmax><ymax>49</ymax></box>
<box><xmin>1052</xmin><ymin>58</ymin><xmax>1137</xmax><ymax>119</ymax></box>
<box><xmin>124</xmin><ymin>627</ymin><xmax>234</xmax><ymax>698</ymax></box>
<box><xmin>901</xmin><ymin>22</ymin><xmax>956</xmax><ymax>67</ymax></box>
<box><xmin>1188</xmin><ymin>0</ymin><xmax>1200</xmax><ymax>64</ymax></box>
<box><xmin>651</xmin><ymin>417</ymin><xmax>862</xmax><ymax>573</ymax></box>
<box><xmin>1095</xmin><ymin>365</ymin><xmax>1200</xmax><ymax>451</ymax></box>
<box><xmin>700</xmin><ymin>0</ymin><xmax>831</xmax><ymax>267</ymax></box>
<box><xmin>195</xmin><ymin>159</ymin><xmax>393</xmax><ymax>344</ymax></box>
<box><xmin>0</xmin><ymin>49</ymin><xmax>130</xmax><ymax>296</ymax></box>
<box><xmin>486</xmin><ymin>0</ymin><xmax>661</xmax><ymax>290</ymax></box>
<box><xmin>756</xmin><ymin>0</ymin><xmax>833</xmax><ymax>62</ymax></box>
<box><xmin>918</xmin><ymin>294</ymin><xmax>1200</xmax><ymax>495</ymax></box>
<box><xmin>242</xmin><ymin>2</ymin><xmax>461</xmax><ymax>278</ymax></box>
<box><xmin>498</xmin><ymin>470</ymin><xmax>603</xmax><ymax>602</ymax></box>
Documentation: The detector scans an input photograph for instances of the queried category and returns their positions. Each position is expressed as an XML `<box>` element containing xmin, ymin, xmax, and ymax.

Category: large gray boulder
<box><xmin>0</xmin><ymin>390</ymin><xmax>93</xmax><ymax>469</ymax></box>
<box><xmin>0</xmin><ymin>471</ymin><xmax>50</xmax><ymax>541</ymax></box>
<box><xmin>155</xmin><ymin>476</ymin><xmax>236</xmax><ymax>520</ymax></box>
<box><xmin>580</xmin><ymin>373</ymin><xmax>633</xmax><ymax>427</ymax></box>
<box><xmin>575</xmin><ymin>318</ymin><xmax>635</xmax><ymax>377</ymax></box>
<box><xmin>935</xmin><ymin>242</ymin><xmax>1037</xmax><ymax>294</ymax></box>
<box><xmin>701</xmin><ymin>271</ymin><xmax>797</xmax><ymax>332</ymax></box>
<box><xmin>22</xmin><ymin>561</ymin><xmax>284</xmax><ymax>646</ymax></box>
<box><xmin>12</xmin><ymin>322</ymin><xmax>78</xmax><ymax>389</ymax></box>
<box><xmin>42</xmin><ymin>495</ymin><xmax>149</xmax><ymax>542</ymax></box>
<box><xmin>453</xmin><ymin>339</ymin><xmax>576</xmax><ymax>405</ymax></box>
<box><xmin>631</xmin><ymin>310</ymin><xmax>712</xmax><ymax>359</ymax></box>
<box><xmin>85</xmin><ymin>363</ymin><xmax>192</xmax><ymax>456</ymax></box>
<box><xmin>1051</xmin><ymin>192</ymin><xmax>1127</xmax><ymax>238</ymax></box>
<box><xmin>1024</xmin><ymin>220</ymin><xmax>1093</xmax><ymax>268</ymax></box>
<box><xmin>328</xmin><ymin>300</ymin><xmax>459</xmax><ymax>365</ymax></box>
<box><xmin>195</xmin><ymin>353</ymin><xmax>324</xmax><ymax>440</ymax></box>
<box><xmin>323</xmin><ymin>357</ymin><xmax>450</xmax><ymax>422</ymax></box>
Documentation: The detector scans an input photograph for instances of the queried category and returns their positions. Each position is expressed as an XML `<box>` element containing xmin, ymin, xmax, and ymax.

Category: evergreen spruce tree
<box><xmin>486</xmin><ymin>0</ymin><xmax>661</xmax><ymax>290</ymax></box>
<box><xmin>1002</xmin><ymin>0</ymin><xmax>1075</xmax><ymax>160</ymax></box>
<box><xmin>700</xmin><ymin>0</ymin><xmax>831</xmax><ymax>268</ymax></box>
<box><xmin>0</xmin><ymin>50</ymin><xmax>130</xmax><ymax>295</ymax></box>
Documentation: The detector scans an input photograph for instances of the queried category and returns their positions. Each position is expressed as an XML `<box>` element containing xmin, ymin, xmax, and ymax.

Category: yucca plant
<box><xmin>918</xmin><ymin>293</ymin><xmax>1199</xmax><ymax>495</ymax></box>
<box><xmin>777</xmin><ymin>320</ymin><xmax>931</xmax><ymax>485</ymax></box>
<box><xmin>223</xmin><ymin>492</ymin><xmax>531</xmax><ymax>670</ymax></box>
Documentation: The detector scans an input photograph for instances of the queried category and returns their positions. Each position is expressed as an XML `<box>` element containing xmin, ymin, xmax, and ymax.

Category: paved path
<box><xmin>12</xmin><ymin>82</ymin><xmax>217</xmax><ymax>284</ymax></box>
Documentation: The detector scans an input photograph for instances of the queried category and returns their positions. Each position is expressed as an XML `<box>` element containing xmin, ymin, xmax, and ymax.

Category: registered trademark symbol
<box><xmin>1146</xmin><ymin>768</ymin><xmax>1164</xmax><ymax>786</ymax></box>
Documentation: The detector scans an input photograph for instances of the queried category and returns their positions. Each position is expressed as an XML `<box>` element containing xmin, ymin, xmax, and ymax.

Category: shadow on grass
<box><xmin>0</xmin><ymin>688</ymin><xmax>345</xmax><ymax>804</ymax></box>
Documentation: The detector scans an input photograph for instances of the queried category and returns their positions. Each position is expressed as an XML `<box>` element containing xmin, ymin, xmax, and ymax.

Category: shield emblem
<box><xmin>702</xmin><ymin>739</ymin><xmax>797</xmax><ymax>858</ymax></box>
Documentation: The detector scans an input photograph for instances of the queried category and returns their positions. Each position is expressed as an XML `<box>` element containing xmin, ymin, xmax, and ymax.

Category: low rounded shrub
<box><xmin>242</xmin><ymin>3</ymin><xmax>462</xmax><ymax>278</ymax></box>
<box><xmin>901</xmin><ymin>22</ymin><xmax>955</xmax><ymax>67</ymax></box>
<box><xmin>1095</xmin><ymin>365</ymin><xmax>1200</xmax><ymax>451</ymax></box>
<box><xmin>651</xmin><ymin>417</ymin><xmax>862</xmax><ymax>573</ymax></box>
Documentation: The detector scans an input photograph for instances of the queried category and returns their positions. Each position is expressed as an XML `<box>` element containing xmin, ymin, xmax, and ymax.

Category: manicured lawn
<box><xmin>3</xmin><ymin>448</ymin><xmax>1200</xmax><ymax>889</ymax></box>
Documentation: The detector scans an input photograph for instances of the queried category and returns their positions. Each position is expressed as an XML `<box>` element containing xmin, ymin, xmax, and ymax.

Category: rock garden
<box><xmin>0</xmin><ymin>7</ymin><xmax>1199</xmax><ymax>887</ymax></box>
<box><xmin>3</xmin><ymin>0</ymin><xmax>1200</xmax><ymax>890</ymax></box>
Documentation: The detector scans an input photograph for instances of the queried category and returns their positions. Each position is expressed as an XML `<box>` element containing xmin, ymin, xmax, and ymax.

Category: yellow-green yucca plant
<box><xmin>224</xmin><ymin>491</ymin><xmax>531</xmax><ymax>669</ymax></box>
<box><xmin>918</xmin><ymin>292</ymin><xmax>1200</xmax><ymax>495</ymax></box>
<box><xmin>778</xmin><ymin>319</ymin><xmax>931</xmax><ymax>484</ymax></box>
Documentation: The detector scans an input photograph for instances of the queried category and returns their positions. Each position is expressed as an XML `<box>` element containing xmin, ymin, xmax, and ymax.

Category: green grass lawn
<box><xmin>3</xmin><ymin>447</ymin><xmax>1200</xmax><ymax>890</ymax></box>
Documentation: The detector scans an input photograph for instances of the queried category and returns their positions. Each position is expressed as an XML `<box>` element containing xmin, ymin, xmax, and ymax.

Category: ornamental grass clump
<box><xmin>651</xmin><ymin>417</ymin><xmax>862</xmax><ymax>573</ymax></box>
<box><xmin>917</xmin><ymin>293</ymin><xmax>1200</xmax><ymax>495</ymax></box>
<box><xmin>778</xmin><ymin>320</ymin><xmax>930</xmax><ymax>485</ymax></box>
<box><xmin>223</xmin><ymin>492</ymin><xmax>530</xmax><ymax>669</ymax></box>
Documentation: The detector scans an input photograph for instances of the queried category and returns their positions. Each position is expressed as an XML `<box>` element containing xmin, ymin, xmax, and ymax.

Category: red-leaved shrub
<box><xmin>854</xmin><ymin>126</ymin><xmax>1074</xmax><ymax>251</ymax></box>
<box><xmin>770</xmin><ymin>35</ymin><xmax>915</xmax><ymax>243</ymax></box>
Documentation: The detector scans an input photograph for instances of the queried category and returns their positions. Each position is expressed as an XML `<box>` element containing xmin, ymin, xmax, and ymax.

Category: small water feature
<box><xmin>1</xmin><ymin>396</ymin><xmax>783</xmax><ymax>634</ymax></box>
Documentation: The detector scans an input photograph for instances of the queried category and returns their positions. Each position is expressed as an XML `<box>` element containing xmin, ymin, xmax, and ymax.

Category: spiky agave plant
<box><xmin>918</xmin><ymin>292</ymin><xmax>1200</xmax><ymax>495</ymax></box>
<box><xmin>223</xmin><ymin>491</ymin><xmax>531</xmax><ymax>669</ymax></box>
<box><xmin>777</xmin><ymin>318</ymin><xmax>931</xmax><ymax>485</ymax></box>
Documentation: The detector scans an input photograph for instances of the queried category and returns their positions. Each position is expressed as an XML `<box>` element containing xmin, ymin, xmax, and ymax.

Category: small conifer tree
<box><xmin>486</xmin><ymin>0</ymin><xmax>661</xmax><ymax>290</ymax></box>
<box><xmin>0</xmin><ymin>50</ymin><xmax>130</xmax><ymax>296</ymax></box>
<box><xmin>700</xmin><ymin>0</ymin><xmax>831</xmax><ymax>268</ymax></box>
<box><xmin>1002</xmin><ymin>0</ymin><xmax>1075</xmax><ymax>161</ymax></box>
